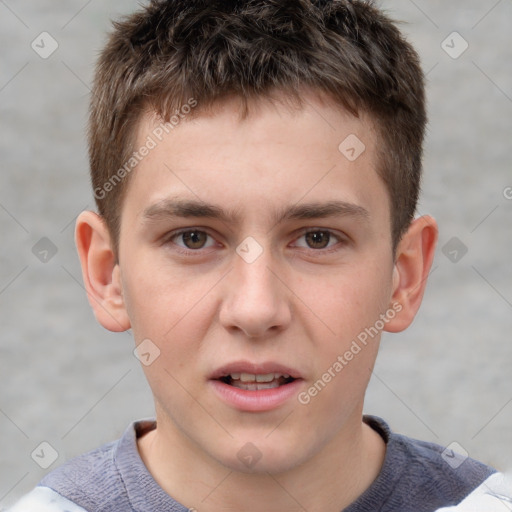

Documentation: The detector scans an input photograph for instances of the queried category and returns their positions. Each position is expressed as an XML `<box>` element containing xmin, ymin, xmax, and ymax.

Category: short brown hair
<box><xmin>88</xmin><ymin>0</ymin><xmax>426</xmax><ymax>255</ymax></box>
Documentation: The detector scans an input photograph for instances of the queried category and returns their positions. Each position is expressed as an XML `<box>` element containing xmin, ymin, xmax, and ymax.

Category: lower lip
<box><xmin>209</xmin><ymin>379</ymin><xmax>303</xmax><ymax>412</ymax></box>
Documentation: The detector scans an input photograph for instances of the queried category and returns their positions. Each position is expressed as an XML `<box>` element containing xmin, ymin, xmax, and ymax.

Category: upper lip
<box><xmin>210</xmin><ymin>361</ymin><xmax>302</xmax><ymax>380</ymax></box>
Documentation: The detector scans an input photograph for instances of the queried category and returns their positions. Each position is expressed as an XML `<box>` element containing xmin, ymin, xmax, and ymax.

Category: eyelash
<box><xmin>164</xmin><ymin>228</ymin><xmax>219</xmax><ymax>256</ymax></box>
<box><xmin>164</xmin><ymin>228</ymin><xmax>348</xmax><ymax>256</ymax></box>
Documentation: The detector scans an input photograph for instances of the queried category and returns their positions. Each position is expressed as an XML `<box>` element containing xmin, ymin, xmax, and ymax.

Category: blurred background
<box><xmin>1</xmin><ymin>0</ymin><xmax>511</xmax><ymax>507</ymax></box>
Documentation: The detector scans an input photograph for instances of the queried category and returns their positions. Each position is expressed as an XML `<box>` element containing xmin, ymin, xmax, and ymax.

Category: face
<box><xmin>117</xmin><ymin>93</ymin><xmax>397</xmax><ymax>474</ymax></box>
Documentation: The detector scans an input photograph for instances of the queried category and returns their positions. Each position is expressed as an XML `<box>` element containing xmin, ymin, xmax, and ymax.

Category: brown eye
<box><xmin>304</xmin><ymin>230</ymin><xmax>331</xmax><ymax>249</ymax></box>
<box><xmin>182</xmin><ymin>231</ymin><xmax>208</xmax><ymax>249</ymax></box>
<box><xmin>173</xmin><ymin>230</ymin><xmax>213</xmax><ymax>250</ymax></box>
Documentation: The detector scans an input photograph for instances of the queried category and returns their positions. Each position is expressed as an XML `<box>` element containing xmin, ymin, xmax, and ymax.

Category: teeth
<box><xmin>223</xmin><ymin>372</ymin><xmax>294</xmax><ymax>390</ymax></box>
<box><xmin>256</xmin><ymin>373</ymin><xmax>276</xmax><ymax>382</ymax></box>
<box><xmin>230</xmin><ymin>372</ymin><xmax>290</xmax><ymax>382</ymax></box>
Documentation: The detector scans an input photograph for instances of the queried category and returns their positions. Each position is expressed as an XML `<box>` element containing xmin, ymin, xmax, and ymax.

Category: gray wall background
<box><xmin>1</xmin><ymin>0</ymin><xmax>511</xmax><ymax>507</ymax></box>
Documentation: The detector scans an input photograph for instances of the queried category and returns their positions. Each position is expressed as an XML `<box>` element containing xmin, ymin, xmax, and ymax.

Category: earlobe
<box><xmin>75</xmin><ymin>211</ymin><xmax>131</xmax><ymax>332</ymax></box>
<box><xmin>384</xmin><ymin>215</ymin><xmax>438</xmax><ymax>333</ymax></box>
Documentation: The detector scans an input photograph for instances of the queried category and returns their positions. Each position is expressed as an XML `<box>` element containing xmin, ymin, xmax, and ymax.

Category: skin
<box><xmin>76</xmin><ymin>92</ymin><xmax>437</xmax><ymax>512</ymax></box>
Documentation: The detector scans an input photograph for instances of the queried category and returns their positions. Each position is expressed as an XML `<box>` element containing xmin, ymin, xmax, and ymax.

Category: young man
<box><xmin>9</xmin><ymin>0</ymin><xmax>511</xmax><ymax>510</ymax></box>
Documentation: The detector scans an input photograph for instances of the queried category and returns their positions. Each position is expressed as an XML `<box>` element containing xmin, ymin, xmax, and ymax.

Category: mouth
<box><xmin>209</xmin><ymin>362</ymin><xmax>303</xmax><ymax>411</ymax></box>
<box><xmin>218</xmin><ymin>372</ymin><xmax>296</xmax><ymax>391</ymax></box>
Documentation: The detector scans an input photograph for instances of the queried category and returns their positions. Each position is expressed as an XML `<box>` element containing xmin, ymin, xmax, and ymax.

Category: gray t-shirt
<box><xmin>8</xmin><ymin>416</ymin><xmax>512</xmax><ymax>511</ymax></box>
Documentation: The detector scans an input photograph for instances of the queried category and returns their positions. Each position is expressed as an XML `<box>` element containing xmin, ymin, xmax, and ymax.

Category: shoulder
<box><xmin>37</xmin><ymin>436</ymin><xmax>125</xmax><ymax>511</ymax></box>
<box><xmin>42</xmin><ymin>434</ymin><xmax>118</xmax><ymax>482</ymax></box>
<box><xmin>436</xmin><ymin>471</ymin><xmax>512</xmax><ymax>511</ymax></box>
<box><xmin>389</xmin><ymin>430</ymin><xmax>495</xmax><ymax>503</ymax></box>
<box><xmin>5</xmin><ymin>486</ymin><xmax>87</xmax><ymax>512</ymax></box>
<box><xmin>357</xmin><ymin>416</ymin><xmax>502</xmax><ymax>511</ymax></box>
<box><xmin>8</xmin><ymin>420</ymin><xmax>156</xmax><ymax>512</ymax></box>
<box><xmin>8</xmin><ymin>439</ymin><xmax>126</xmax><ymax>512</ymax></box>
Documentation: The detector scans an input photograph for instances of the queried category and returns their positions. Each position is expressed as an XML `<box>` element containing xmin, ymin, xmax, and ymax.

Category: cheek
<box><xmin>295</xmin><ymin>261</ymin><xmax>393</xmax><ymax>345</ymax></box>
<box><xmin>296</xmin><ymin>275</ymin><xmax>386</xmax><ymax>423</ymax></box>
<box><xmin>120</xmin><ymin>255</ymin><xmax>219</xmax><ymax>341</ymax></box>
<box><xmin>121</xmin><ymin>259</ymin><xmax>222</xmax><ymax>396</ymax></box>
<box><xmin>127</xmin><ymin>288</ymin><xmax>217</xmax><ymax>414</ymax></box>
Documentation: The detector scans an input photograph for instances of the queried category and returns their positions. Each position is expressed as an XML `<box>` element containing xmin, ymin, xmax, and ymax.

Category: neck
<box><xmin>137</xmin><ymin>412</ymin><xmax>386</xmax><ymax>512</ymax></box>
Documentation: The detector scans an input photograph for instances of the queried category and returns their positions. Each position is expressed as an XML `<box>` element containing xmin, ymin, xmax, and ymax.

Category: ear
<box><xmin>75</xmin><ymin>211</ymin><xmax>131</xmax><ymax>332</ymax></box>
<box><xmin>384</xmin><ymin>215</ymin><xmax>438</xmax><ymax>333</ymax></box>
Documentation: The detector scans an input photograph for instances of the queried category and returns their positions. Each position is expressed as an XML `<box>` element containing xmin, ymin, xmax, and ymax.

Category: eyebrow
<box><xmin>281</xmin><ymin>201</ymin><xmax>369</xmax><ymax>222</ymax></box>
<box><xmin>141</xmin><ymin>198</ymin><xmax>369</xmax><ymax>225</ymax></box>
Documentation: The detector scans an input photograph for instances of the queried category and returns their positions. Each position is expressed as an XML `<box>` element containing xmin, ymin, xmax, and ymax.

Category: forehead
<box><xmin>122</xmin><ymin>93</ymin><xmax>388</xmax><ymax>228</ymax></box>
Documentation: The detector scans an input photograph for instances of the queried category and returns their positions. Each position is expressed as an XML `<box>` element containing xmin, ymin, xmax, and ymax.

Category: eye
<box><xmin>293</xmin><ymin>230</ymin><xmax>341</xmax><ymax>250</ymax></box>
<box><xmin>170</xmin><ymin>229</ymin><xmax>216</xmax><ymax>250</ymax></box>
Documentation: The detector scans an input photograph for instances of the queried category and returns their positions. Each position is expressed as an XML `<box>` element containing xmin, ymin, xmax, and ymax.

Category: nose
<box><xmin>218</xmin><ymin>249</ymin><xmax>292</xmax><ymax>339</ymax></box>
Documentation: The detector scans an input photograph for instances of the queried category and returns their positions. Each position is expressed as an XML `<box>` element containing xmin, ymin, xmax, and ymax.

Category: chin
<box><xmin>211</xmin><ymin>436</ymin><xmax>314</xmax><ymax>476</ymax></box>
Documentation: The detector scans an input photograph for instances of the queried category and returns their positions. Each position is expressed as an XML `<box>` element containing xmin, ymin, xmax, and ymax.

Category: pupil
<box><xmin>184</xmin><ymin>231</ymin><xmax>206</xmax><ymax>249</ymax></box>
<box><xmin>306</xmin><ymin>231</ymin><xmax>329</xmax><ymax>249</ymax></box>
